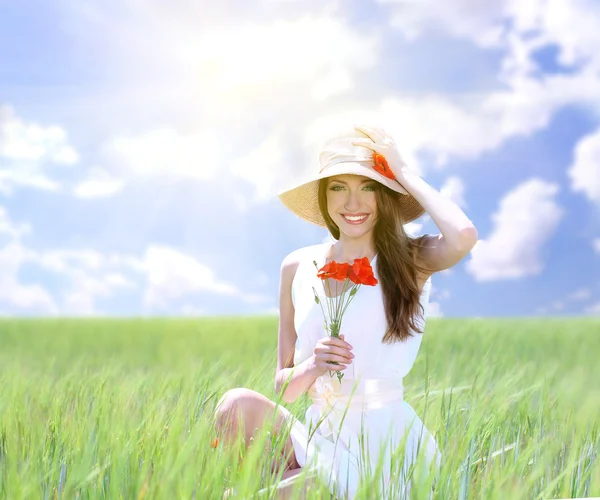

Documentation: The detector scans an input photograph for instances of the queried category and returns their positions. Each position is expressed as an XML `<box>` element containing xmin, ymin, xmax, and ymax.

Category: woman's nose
<box><xmin>344</xmin><ymin>192</ymin><xmax>361</xmax><ymax>210</ymax></box>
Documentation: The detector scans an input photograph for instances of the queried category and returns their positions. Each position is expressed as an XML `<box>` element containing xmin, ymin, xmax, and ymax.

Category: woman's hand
<box><xmin>351</xmin><ymin>124</ymin><xmax>412</xmax><ymax>193</ymax></box>
<box><xmin>310</xmin><ymin>334</ymin><xmax>354</xmax><ymax>377</ymax></box>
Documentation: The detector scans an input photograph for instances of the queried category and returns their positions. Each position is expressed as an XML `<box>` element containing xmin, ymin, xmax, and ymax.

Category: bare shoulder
<box><xmin>280</xmin><ymin>243</ymin><xmax>324</xmax><ymax>279</ymax></box>
<box><xmin>279</xmin><ymin>249</ymin><xmax>302</xmax><ymax>288</ymax></box>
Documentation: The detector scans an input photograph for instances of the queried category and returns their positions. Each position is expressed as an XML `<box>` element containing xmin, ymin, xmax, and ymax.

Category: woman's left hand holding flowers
<box><xmin>351</xmin><ymin>124</ymin><xmax>412</xmax><ymax>194</ymax></box>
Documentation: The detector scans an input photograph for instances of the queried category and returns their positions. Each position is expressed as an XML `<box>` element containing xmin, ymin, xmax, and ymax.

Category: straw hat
<box><xmin>277</xmin><ymin>127</ymin><xmax>426</xmax><ymax>227</ymax></box>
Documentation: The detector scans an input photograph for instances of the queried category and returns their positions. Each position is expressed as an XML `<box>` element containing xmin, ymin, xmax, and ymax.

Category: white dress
<box><xmin>277</xmin><ymin>242</ymin><xmax>441</xmax><ymax>499</ymax></box>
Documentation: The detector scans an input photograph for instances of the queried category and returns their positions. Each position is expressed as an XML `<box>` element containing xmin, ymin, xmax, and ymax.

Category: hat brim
<box><xmin>278</xmin><ymin>162</ymin><xmax>426</xmax><ymax>228</ymax></box>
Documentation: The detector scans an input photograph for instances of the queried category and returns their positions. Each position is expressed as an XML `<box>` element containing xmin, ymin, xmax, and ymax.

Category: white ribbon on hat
<box><xmin>316</xmin><ymin>136</ymin><xmax>410</xmax><ymax>195</ymax></box>
<box><xmin>318</xmin><ymin>138</ymin><xmax>374</xmax><ymax>173</ymax></box>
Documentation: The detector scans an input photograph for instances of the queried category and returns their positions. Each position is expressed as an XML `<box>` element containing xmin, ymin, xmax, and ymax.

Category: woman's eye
<box><xmin>329</xmin><ymin>185</ymin><xmax>376</xmax><ymax>191</ymax></box>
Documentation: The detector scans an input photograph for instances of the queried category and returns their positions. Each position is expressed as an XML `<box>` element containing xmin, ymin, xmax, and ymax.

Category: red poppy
<box><xmin>210</xmin><ymin>438</ymin><xmax>219</xmax><ymax>448</ymax></box>
<box><xmin>373</xmin><ymin>153</ymin><xmax>396</xmax><ymax>181</ymax></box>
<box><xmin>348</xmin><ymin>257</ymin><xmax>378</xmax><ymax>286</ymax></box>
<box><xmin>317</xmin><ymin>261</ymin><xmax>338</xmax><ymax>280</ymax></box>
<box><xmin>333</xmin><ymin>262</ymin><xmax>351</xmax><ymax>281</ymax></box>
<box><xmin>317</xmin><ymin>261</ymin><xmax>350</xmax><ymax>282</ymax></box>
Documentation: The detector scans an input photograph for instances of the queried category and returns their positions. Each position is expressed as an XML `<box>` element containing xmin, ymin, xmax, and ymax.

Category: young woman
<box><xmin>213</xmin><ymin>125</ymin><xmax>478</xmax><ymax>498</ymax></box>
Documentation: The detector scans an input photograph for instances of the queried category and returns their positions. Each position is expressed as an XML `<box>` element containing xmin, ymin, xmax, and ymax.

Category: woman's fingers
<box><xmin>323</xmin><ymin>336</ymin><xmax>353</xmax><ymax>350</ymax></box>
<box><xmin>315</xmin><ymin>345</ymin><xmax>353</xmax><ymax>361</ymax></box>
<box><xmin>327</xmin><ymin>354</ymin><xmax>352</xmax><ymax>364</ymax></box>
<box><xmin>315</xmin><ymin>350</ymin><xmax>352</xmax><ymax>364</ymax></box>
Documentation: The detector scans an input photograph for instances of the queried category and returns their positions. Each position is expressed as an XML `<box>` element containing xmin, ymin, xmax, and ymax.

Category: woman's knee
<box><xmin>214</xmin><ymin>388</ymin><xmax>300</xmax><ymax>472</ymax></box>
<box><xmin>214</xmin><ymin>387</ymin><xmax>267</xmax><ymax>431</ymax></box>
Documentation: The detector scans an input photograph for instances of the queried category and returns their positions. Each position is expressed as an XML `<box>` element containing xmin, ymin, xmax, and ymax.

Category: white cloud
<box><xmin>0</xmin><ymin>205</ymin><xmax>31</xmax><ymax>239</ymax></box>
<box><xmin>61</xmin><ymin>4</ymin><xmax>379</xmax><ymax>116</ymax></box>
<box><xmin>594</xmin><ymin>239</ymin><xmax>600</xmax><ymax>254</ymax></box>
<box><xmin>0</xmin><ymin>207</ymin><xmax>140</xmax><ymax>316</ymax></box>
<box><xmin>39</xmin><ymin>245</ymin><xmax>262</xmax><ymax>314</ymax></box>
<box><xmin>36</xmin><ymin>248</ymin><xmax>108</xmax><ymax>273</ymax></box>
<box><xmin>568</xmin><ymin>128</ymin><xmax>600</xmax><ymax>204</ymax></box>
<box><xmin>231</xmin><ymin>128</ymin><xmax>287</xmax><ymax>202</ymax></box>
<box><xmin>440</xmin><ymin>176</ymin><xmax>467</xmax><ymax>208</ymax></box>
<box><xmin>59</xmin><ymin>269</ymin><xmax>136</xmax><ymax>315</ymax></box>
<box><xmin>0</xmin><ymin>105</ymin><xmax>79</xmax><ymax>165</ymax></box>
<box><xmin>52</xmin><ymin>3</ymin><xmax>383</xmax><ymax>194</ymax></box>
<box><xmin>403</xmin><ymin>221</ymin><xmax>423</xmax><ymax>237</ymax></box>
<box><xmin>0</xmin><ymin>202</ymin><xmax>266</xmax><ymax>315</ymax></box>
<box><xmin>32</xmin><ymin>248</ymin><xmax>139</xmax><ymax>315</ymax></box>
<box><xmin>0</xmin><ymin>169</ymin><xmax>61</xmax><ymax>195</ymax></box>
<box><xmin>180</xmin><ymin>304</ymin><xmax>207</xmax><ymax>316</ymax></box>
<box><xmin>535</xmin><ymin>287</ymin><xmax>594</xmax><ymax>315</ymax></box>
<box><xmin>584</xmin><ymin>301</ymin><xmax>600</xmax><ymax>315</ymax></box>
<box><xmin>0</xmin><ymin>206</ymin><xmax>56</xmax><ymax>314</ymax></box>
<box><xmin>466</xmin><ymin>178</ymin><xmax>563</xmax><ymax>281</ymax></box>
<box><xmin>140</xmin><ymin>246</ymin><xmax>273</xmax><ymax>311</ymax></box>
<box><xmin>182</xmin><ymin>17</ymin><xmax>375</xmax><ymax>103</ymax></box>
<box><xmin>240</xmin><ymin>293</ymin><xmax>273</xmax><ymax>305</ymax></box>
<box><xmin>380</xmin><ymin>0</ymin><xmax>510</xmax><ymax>47</ymax></box>
<box><xmin>381</xmin><ymin>0</ymin><xmax>600</xmax><ymax>72</ymax></box>
<box><xmin>104</xmin><ymin>128</ymin><xmax>220</xmax><ymax>180</ymax></box>
<box><xmin>253</xmin><ymin>306</ymin><xmax>280</xmax><ymax>316</ymax></box>
<box><xmin>73</xmin><ymin>167</ymin><xmax>125</xmax><ymax>199</ymax></box>
<box><xmin>431</xmin><ymin>284</ymin><xmax>451</xmax><ymax>301</ymax></box>
<box><xmin>371</xmin><ymin>0</ymin><xmax>600</xmax><ymax>173</ymax></box>
<box><xmin>288</xmin><ymin>83</ymin><xmax>574</xmax><ymax>200</ymax></box>
<box><xmin>566</xmin><ymin>288</ymin><xmax>591</xmax><ymax>301</ymax></box>
<box><xmin>427</xmin><ymin>301</ymin><xmax>444</xmax><ymax>317</ymax></box>
<box><xmin>142</xmin><ymin>245</ymin><xmax>238</xmax><ymax>310</ymax></box>
<box><xmin>0</xmin><ymin>241</ymin><xmax>58</xmax><ymax>314</ymax></box>
<box><xmin>50</xmin><ymin>0</ymin><xmax>600</xmax><ymax>208</ymax></box>
<box><xmin>0</xmin><ymin>105</ymin><xmax>79</xmax><ymax>194</ymax></box>
<box><xmin>37</xmin><ymin>0</ymin><xmax>600</xmax><ymax>212</ymax></box>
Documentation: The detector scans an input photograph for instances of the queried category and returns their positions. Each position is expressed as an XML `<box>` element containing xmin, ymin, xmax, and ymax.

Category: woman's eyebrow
<box><xmin>329</xmin><ymin>180</ymin><xmax>374</xmax><ymax>185</ymax></box>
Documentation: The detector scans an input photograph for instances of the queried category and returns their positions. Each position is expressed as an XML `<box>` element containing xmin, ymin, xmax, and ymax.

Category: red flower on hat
<box><xmin>373</xmin><ymin>153</ymin><xmax>396</xmax><ymax>181</ymax></box>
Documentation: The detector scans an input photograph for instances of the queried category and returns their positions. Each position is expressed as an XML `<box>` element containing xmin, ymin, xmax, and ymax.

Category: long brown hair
<box><xmin>318</xmin><ymin>177</ymin><xmax>432</xmax><ymax>343</ymax></box>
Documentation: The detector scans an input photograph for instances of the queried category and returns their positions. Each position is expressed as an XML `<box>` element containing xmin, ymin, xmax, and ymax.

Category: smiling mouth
<box><xmin>341</xmin><ymin>214</ymin><xmax>369</xmax><ymax>224</ymax></box>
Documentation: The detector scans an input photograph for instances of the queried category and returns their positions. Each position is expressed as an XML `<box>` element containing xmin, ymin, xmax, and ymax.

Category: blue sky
<box><xmin>1</xmin><ymin>0</ymin><xmax>599</xmax><ymax>317</ymax></box>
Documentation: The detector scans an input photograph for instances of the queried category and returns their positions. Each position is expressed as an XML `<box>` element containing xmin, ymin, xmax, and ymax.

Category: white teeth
<box><xmin>344</xmin><ymin>215</ymin><xmax>367</xmax><ymax>221</ymax></box>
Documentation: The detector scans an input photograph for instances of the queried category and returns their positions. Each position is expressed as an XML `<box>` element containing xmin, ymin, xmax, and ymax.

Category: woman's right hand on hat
<box><xmin>310</xmin><ymin>334</ymin><xmax>354</xmax><ymax>377</ymax></box>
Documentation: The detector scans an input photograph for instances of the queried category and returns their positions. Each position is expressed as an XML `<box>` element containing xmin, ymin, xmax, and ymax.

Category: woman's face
<box><xmin>326</xmin><ymin>174</ymin><xmax>378</xmax><ymax>238</ymax></box>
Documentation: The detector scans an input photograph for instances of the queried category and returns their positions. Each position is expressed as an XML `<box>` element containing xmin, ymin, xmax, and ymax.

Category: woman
<box><xmin>213</xmin><ymin>125</ymin><xmax>478</xmax><ymax>498</ymax></box>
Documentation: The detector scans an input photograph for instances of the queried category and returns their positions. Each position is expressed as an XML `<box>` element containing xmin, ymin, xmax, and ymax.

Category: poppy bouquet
<box><xmin>312</xmin><ymin>256</ymin><xmax>378</xmax><ymax>382</ymax></box>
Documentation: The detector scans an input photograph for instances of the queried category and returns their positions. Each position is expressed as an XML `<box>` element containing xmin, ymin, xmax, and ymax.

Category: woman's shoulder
<box><xmin>280</xmin><ymin>242</ymin><xmax>328</xmax><ymax>307</ymax></box>
<box><xmin>280</xmin><ymin>242</ymin><xmax>328</xmax><ymax>269</ymax></box>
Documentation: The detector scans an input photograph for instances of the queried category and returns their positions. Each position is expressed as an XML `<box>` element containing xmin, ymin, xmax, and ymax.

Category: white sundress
<box><xmin>277</xmin><ymin>242</ymin><xmax>442</xmax><ymax>499</ymax></box>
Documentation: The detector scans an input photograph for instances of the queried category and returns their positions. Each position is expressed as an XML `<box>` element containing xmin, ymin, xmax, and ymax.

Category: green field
<box><xmin>0</xmin><ymin>317</ymin><xmax>598</xmax><ymax>499</ymax></box>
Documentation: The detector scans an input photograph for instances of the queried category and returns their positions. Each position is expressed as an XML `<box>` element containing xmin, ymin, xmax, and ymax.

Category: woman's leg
<box><xmin>273</xmin><ymin>468</ymin><xmax>321</xmax><ymax>500</ymax></box>
<box><xmin>213</xmin><ymin>388</ymin><xmax>300</xmax><ymax>477</ymax></box>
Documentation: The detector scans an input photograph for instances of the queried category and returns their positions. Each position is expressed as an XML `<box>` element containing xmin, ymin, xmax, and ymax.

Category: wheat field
<box><xmin>0</xmin><ymin>317</ymin><xmax>598</xmax><ymax>499</ymax></box>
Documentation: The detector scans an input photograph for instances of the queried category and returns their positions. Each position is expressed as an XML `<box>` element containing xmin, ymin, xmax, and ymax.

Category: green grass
<box><xmin>0</xmin><ymin>317</ymin><xmax>598</xmax><ymax>499</ymax></box>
